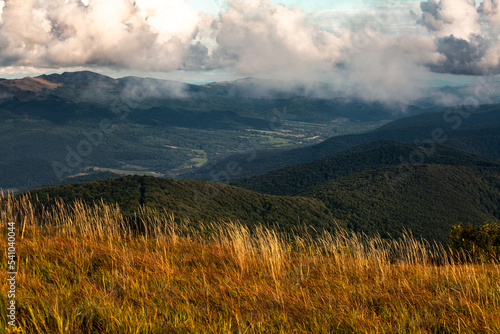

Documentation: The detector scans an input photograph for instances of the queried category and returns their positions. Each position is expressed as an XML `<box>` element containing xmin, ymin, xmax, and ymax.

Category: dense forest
<box><xmin>303</xmin><ymin>164</ymin><xmax>500</xmax><ymax>243</ymax></box>
<box><xmin>231</xmin><ymin>140</ymin><xmax>500</xmax><ymax>195</ymax></box>
<box><xmin>186</xmin><ymin>106</ymin><xmax>500</xmax><ymax>180</ymax></box>
<box><xmin>28</xmin><ymin>176</ymin><xmax>334</xmax><ymax>233</ymax></box>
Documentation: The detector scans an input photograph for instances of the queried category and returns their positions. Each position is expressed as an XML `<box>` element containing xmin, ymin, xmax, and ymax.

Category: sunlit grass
<box><xmin>1</xmin><ymin>194</ymin><xmax>500</xmax><ymax>333</ymax></box>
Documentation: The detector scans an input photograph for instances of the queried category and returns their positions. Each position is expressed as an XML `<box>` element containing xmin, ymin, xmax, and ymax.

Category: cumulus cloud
<box><xmin>417</xmin><ymin>0</ymin><xmax>500</xmax><ymax>75</ymax></box>
<box><xmin>207</xmin><ymin>0</ymin><xmax>446</xmax><ymax>104</ymax></box>
<box><xmin>0</xmin><ymin>0</ymin><xmax>210</xmax><ymax>70</ymax></box>
<box><xmin>210</xmin><ymin>0</ymin><xmax>346</xmax><ymax>77</ymax></box>
<box><xmin>431</xmin><ymin>34</ymin><xmax>490</xmax><ymax>74</ymax></box>
<box><xmin>419</xmin><ymin>0</ymin><xmax>481</xmax><ymax>39</ymax></box>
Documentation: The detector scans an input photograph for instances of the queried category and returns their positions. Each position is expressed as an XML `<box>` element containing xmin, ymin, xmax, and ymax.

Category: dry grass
<box><xmin>1</xmin><ymin>194</ymin><xmax>500</xmax><ymax>333</ymax></box>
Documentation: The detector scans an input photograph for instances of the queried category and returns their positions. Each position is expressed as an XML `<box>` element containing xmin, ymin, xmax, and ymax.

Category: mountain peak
<box><xmin>37</xmin><ymin>71</ymin><xmax>119</xmax><ymax>88</ymax></box>
<box><xmin>0</xmin><ymin>76</ymin><xmax>63</xmax><ymax>92</ymax></box>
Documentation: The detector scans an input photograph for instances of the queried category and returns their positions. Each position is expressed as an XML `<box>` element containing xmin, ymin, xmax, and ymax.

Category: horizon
<box><xmin>0</xmin><ymin>68</ymin><xmax>484</xmax><ymax>89</ymax></box>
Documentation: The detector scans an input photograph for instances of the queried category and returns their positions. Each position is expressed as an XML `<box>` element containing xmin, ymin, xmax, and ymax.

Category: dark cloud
<box><xmin>419</xmin><ymin>0</ymin><xmax>441</xmax><ymax>32</ymax></box>
<box><xmin>431</xmin><ymin>34</ymin><xmax>492</xmax><ymax>75</ymax></box>
<box><xmin>418</xmin><ymin>0</ymin><xmax>500</xmax><ymax>75</ymax></box>
<box><xmin>181</xmin><ymin>42</ymin><xmax>211</xmax><ymax>71</ymax></box>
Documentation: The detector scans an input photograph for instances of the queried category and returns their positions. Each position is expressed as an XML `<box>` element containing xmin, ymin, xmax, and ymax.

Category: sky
<box><xmin>0</xmin><ymin>0</ymin><xmax>499</xmax><ymax>102</ymax></box>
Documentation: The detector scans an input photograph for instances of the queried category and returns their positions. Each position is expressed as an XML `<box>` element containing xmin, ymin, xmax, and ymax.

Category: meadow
<box><xmin>1</xmin><ymin>194</ymin><xmax>499</xmax><ymax>333</ymax></box>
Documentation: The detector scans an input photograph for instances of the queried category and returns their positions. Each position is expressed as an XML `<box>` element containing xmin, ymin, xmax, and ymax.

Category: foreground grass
<box><xmin>1</xmin><ymin>195</ymin><xmax>500</xmax><ymax>333</ymax></box>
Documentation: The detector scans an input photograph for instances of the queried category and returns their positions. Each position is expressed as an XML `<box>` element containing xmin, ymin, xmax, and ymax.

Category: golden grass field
<box><xmin>1</xmin><ymin>194</ymin><xmax>500</xmax><ymax>333</ymax></box>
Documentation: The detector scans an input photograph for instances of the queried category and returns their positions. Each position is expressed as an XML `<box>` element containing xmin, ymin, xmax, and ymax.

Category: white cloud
<box><xmin>419</xmin><ymin>0</ymin><xmax>482</xmax><ymax>39</ymax></box>
<box><xmin>210</xmin><ymin>0</ymin><xmax>346</xmax><ymax>77</ymax></box>
<box><xmin>0</xmin><ymin>1</ymin><xmax>4</xmax><ymax>23</ymax></box>
<box><xmin>0</xmin><ymin>0</ymin><xmax>209</xmax><ymax>71</ymax></box>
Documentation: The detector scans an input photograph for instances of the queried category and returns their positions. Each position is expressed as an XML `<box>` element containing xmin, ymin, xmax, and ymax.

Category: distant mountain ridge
<box><xmin>0</xmin><ymin>70</ymin><xmax>418</xmax><ymax>122</ymax></box>
<box><xmin>184</xmin><ymin>105</ymin><xmax>500</xmax><ymax>181</ymax></box>
<box><xmin>0</xmin><ymin>77</ymin><xmax>63</xmax><ymax>92</ymax></box>
<box><xmin>38</xmin><ymin>71</ymin><xmax>120</xmax><ymax>88</ymax></box>
<box><xmin>231</xmin><ymin>140</ymin><xmax>500</xmax><ymax>196</ymax></box>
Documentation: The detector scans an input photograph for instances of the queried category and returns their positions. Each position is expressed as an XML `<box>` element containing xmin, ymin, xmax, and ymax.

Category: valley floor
<box><xmin>1</xmin><ymin>197</ymin><xmax>500</xmax><ymax>333</ymax></box>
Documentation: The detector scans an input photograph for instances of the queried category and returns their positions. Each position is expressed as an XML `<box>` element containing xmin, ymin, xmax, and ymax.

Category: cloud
<box><xmin>417</xmin><ymin>0</ymin><xmax>500</xmax><ymax>75</ymax></box>
<box><xmin>430</xmin><ymin>34</ymin><xmax>490</xmax><ymax>74</ymax></box>
<box><xmin>0</xmin><ymin>0</ymin><xmax>360</xmax><ymax>79</ymax></box>
<box><xmin>1</xmin><ymin>0</ymin><xmax>500</xmax><ymax>105</ymax></box>
<box><xmin>0</xmin><ymin>0</ymin><xmax>443</xmax><ymax>104</ymax></box>
<box><xmin>419</xmin><ymin>0</ymin><xmax>481</xmax><ymax>39</ymax></box>
<box><xmin>479</xmin><ymin>0</ymin><xmax>500</xmax><ymax>36</ymax></box>
<box><xmin>209</xmin><ymin>0</ymin><xmax>347</xmax><ymax>78</ymax></box>
<box><xmin>0</xmin><ymin>0</ymin><xmax>210</xmax><ymax>70</ymax></box>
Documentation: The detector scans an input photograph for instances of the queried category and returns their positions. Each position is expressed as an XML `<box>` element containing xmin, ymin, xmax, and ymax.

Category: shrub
<box><xmin>449</xmin><ymin>223</ymin><xmax>500</xmax><ymax>263</ymax></box>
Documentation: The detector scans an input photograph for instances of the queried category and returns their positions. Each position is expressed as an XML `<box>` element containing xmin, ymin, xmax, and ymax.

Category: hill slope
<box><xmin>231</xmin><ymin>140</ymin><xmax>500</xmax><ymax>195</ymax></box>
<box><xmin>26</xmin><ymin>164</ymin><xmax>500</xmax><ymax>244</ymax></box>
<box><xmin>27</xmin><ymin>176</ymin><xmax>333</xmax><ymax>232</ymax></box>
<box><xmin>303</xmin><ymin>164</ymin><xmax>500</xmax><ymax>243</ymax></box>
<box><xmin>3</xmin><ymin>195</ymin><xmax>500</xmax><ymax>333</ymax></box>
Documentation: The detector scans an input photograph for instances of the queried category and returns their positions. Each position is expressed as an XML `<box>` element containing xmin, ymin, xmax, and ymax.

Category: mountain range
<box><xmin>1</xmin><ymin>71</ymin><xmax>426</xmax><ymax>192</ymax></box>
<box><xmin>230</xmin><ymin>140</ymin><xmax>500</xmax><ymax>196</ymax></box>
<box><xmin>26</xmin><ymin>159</ymin><xmax>500</xmax><ymax>244</ymax></box>
<box><xmin>185</xmin><ymin>104</ymin><xmax>500</xmax><ymax>181</ymax></box>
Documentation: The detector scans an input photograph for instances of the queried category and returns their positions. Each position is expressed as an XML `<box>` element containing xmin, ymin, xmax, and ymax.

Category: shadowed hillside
<box><xmin>231</xmin><ymin>140</ymin><xmax>500</xmax><ymax>196</ymax></box>
<box><xmin>24</xmin><ymin>164</ymin><xmax>500</xmax><ymax>244</ymax></box>
<box><xmin>27</xmin><ymin>175</ymin><xmax>334</xmax><ymax>233</ymax></box>
<box><xmin>185</xmin><ymin>106</ymin><xmax>500</xmax><ymax>180</ymax></box>
<box><xmin>303</xmin><ymin>164</ymin><xmax>500</xmax><ymax>243</ymax></box>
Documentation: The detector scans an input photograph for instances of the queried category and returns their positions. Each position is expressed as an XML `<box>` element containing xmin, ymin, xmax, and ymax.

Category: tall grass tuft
<box><xmin>1</xmin><ymin>194</ymin><xmax>500</xmax><ymax>333</ymax></box>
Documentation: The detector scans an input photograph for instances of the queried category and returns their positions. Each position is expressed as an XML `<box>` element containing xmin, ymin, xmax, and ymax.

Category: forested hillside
<box><xmin>186</xmin><ymin>106</ymin><xmax>500</xmax><ymax>180</ymax></box>
<box><xmin>25</xmin><ymin>164</ymin><xmax>500</xmax><ymax>244</ymax></box>
<box><xmin>303</xmin><ymin>165</ymin><xmax>500</xmax><ymax>243</ymax></box>
<box><xmin>231</xmin><ymin>140</ymin><xmax>500</xmax><ymax>195</ymax></box>
<box><xmin>28</xmin><ymin>176</ymin><xmax>334</xmax><ymax>233</ymax></box>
